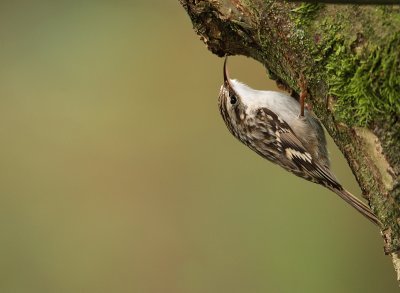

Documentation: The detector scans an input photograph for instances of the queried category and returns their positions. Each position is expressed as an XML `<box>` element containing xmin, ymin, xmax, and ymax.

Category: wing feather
<box><xmin>256</xmin><ymin>108</ymin><xmax>342</xmax><ymax>190</ymax></box>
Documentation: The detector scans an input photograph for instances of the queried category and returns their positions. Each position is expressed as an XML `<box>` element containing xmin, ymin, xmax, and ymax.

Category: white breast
<box><xmin>230</xmin><ymin>79</ymin><xmax>300</xmax><ymax>125</ymax></box>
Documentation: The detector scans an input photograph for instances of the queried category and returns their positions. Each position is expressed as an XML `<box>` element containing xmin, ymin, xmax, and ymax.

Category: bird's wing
<box><xmin>256</xmin><ymin>107</ymin><xmax>341</xmax><ymax>190</ymax></box>
<box><xmin>254</xmin><ymin>107</ymin><xmax>380</xmax><ymax>226</ymax></box>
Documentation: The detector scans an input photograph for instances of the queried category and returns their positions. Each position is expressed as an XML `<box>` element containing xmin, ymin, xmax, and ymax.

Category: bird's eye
<box><xmin>230</xmin><ymin>95</ymin><xmax>237</xmax><ymax>105</ymax></box>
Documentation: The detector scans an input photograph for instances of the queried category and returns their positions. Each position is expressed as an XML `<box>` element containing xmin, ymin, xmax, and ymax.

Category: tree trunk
<box><xmin>179</xmin><ymin>0</ymin><xmax>400</xmax><ymax>281</ymax></box>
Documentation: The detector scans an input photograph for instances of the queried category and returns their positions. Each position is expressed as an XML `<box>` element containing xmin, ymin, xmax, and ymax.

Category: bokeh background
<box><xmin>0</xmin><ymin>1</ymin><xmax>397</xmax><ymax>292</ymax></box>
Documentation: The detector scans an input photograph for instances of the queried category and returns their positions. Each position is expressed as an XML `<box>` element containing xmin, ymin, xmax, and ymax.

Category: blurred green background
<box><xmin>0</xmin><ymin>1</ymin><xmax>397</xmax><ymax>292</ymax></box>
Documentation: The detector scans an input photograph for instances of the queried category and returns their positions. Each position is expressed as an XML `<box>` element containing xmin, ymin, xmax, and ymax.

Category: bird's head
<box><xmin>218</xmin><ymin>56</ymin><xmax>249</xmax><ymax>138</ymax></box>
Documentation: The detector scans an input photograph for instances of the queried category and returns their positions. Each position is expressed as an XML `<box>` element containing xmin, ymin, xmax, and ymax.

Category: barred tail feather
<box><xmin>331</xmin><ymin>187</ymin><xmax>382</xmax><ymax>227</ymax></box>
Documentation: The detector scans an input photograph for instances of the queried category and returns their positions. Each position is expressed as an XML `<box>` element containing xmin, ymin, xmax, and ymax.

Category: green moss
<box><xmin>285</xmin><ymin>2</ymin><xmax>323</xmax><ymax>54</ymax></box>
<box><xmin>290</xmin><ymin>3</ymin><xmax>324</xmax><ymax>27</ymax></box>
<box><xmin>325</xmin><ymin>33</ymin><xmax>400</xmax><ymax>126</ymax></box>
<box><xmin>311</xmin><ymin>13</ymin><xmax>400</xmax><ymax>126</ymax></box>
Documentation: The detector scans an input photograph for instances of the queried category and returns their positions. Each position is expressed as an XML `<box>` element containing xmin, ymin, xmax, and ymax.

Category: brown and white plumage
<box><xmin>218</xmin><ymin>57</ymin><xmax>381</xmax><ymax>227</ymax></box>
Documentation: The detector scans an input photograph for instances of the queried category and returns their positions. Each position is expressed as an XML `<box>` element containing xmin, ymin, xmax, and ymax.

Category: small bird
<box><xmin>218</xmin><ymin>56</ymin><xmax>381</xmax><ymax>227</ymax></box>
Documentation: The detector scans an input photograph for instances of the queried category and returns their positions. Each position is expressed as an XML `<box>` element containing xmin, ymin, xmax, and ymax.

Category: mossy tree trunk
<box><xmin>179</xmin><ymin>0</ymin><xmax>400</xmax><ymax>281</ymax></box>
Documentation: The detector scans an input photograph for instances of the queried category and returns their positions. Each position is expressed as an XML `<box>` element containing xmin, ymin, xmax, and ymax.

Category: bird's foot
<box><xmin>298</xmin><ymin>75</ymin><xmax>308</xmax><ymax>117</ymax></box>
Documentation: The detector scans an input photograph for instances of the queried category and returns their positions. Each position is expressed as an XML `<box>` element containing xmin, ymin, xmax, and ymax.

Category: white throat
<box><xmin>230</xmin><ymin>79</ymin><xmax>301</xmax><ymax>120</ymax></box>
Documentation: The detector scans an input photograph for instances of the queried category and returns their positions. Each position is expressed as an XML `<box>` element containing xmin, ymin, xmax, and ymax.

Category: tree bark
<box><xmin>179</xmin><ymin>0</ymin><xmax>400</xmax><ymax>281</ymax></box>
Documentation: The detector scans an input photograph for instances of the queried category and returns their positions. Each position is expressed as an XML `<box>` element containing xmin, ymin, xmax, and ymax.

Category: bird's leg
<box><xmin>298</xmin><ymin>74</ymin><xmax>310</xmax><ymax>117</ymax></box>
<box><xmin>298</xmin><ymin>75</ymin><xmax>308</xmax><ymax>117</ymax></box>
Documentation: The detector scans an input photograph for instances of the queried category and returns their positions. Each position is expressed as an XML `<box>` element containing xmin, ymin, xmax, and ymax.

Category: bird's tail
<box><xmin>330</xmin><ymin>187</ymin><xmax>382</xmax><ymax>227</ymax></box>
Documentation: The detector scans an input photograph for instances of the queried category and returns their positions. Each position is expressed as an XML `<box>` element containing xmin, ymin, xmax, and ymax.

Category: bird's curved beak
<box><xmin>223</xmin><ymin>55</ymin><xmax>233</xmax><ymax>89</ymax></box>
